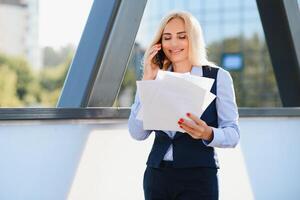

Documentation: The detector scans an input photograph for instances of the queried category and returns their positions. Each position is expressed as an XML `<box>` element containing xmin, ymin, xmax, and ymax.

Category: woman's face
<box><xmin>161</xmin><ymin>17</ymin><xmax>189</xmax><ymax>64</ymax></box>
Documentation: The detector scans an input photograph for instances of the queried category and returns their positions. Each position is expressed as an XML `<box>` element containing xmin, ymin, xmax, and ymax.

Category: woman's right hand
<box><xmin>142</xmin><ymin>44</ymin><xmax>162</xmax><ymax>80</ymax></box>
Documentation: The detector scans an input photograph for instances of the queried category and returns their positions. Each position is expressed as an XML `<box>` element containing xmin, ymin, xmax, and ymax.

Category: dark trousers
<box><xmin>143</xmin><ymin>162</ymin><xmax>219</xmax><ymax>200</ymax></box>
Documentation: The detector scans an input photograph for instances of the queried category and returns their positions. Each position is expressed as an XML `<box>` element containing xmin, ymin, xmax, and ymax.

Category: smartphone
<box><xmin>154</xmin><ymin>49</ymin><xmax>165</xmax><ymax>69</ymax></box>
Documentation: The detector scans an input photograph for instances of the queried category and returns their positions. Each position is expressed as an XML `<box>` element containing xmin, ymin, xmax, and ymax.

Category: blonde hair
<box><xmin>143</xmin><ymin>10</ymin><xmax>216</xmax><ymax>70</ymax></box>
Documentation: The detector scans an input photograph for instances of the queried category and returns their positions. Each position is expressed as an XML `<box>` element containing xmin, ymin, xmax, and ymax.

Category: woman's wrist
<box><xmin>203</xmin><ymin>127</ymin><xmax>214</xmax><ymax>142</ymax></box>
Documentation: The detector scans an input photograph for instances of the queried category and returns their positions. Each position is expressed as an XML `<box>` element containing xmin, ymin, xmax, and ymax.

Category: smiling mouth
<box><xmin>169</xmin><ymin>49</ymin><xmax>184</xmax><ymax>54</ymax></box>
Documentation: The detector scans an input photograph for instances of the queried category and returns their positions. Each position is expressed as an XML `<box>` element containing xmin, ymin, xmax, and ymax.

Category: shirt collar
<box><xmin>167</xmin><ymin>65</ymin><xmax>203</xmax><ymax>76</ymax></box>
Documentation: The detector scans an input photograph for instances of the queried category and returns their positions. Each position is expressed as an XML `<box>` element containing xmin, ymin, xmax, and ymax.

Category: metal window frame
<box><xmin>256</xmin><ymin>0</ymin><xmax>300</xmax><ymax>106</ymax></box>
<box><xmin>57</xmin><ymin>0</ymin><xmax>147</xmax><ymax>108</ymax></box>
<box><xmin>0</xmin><ymin>108</ymin><xmax>300</xmax><ymax>120</ymax></box>
<box><xmin>2</xmin><ymin>0</ymin><xmax>300</xmax><ymax>121</ymax></box>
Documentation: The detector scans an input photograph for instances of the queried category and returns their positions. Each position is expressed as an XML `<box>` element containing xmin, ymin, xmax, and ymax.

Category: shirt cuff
<box><xmin>202</xmin><ymin>127</ymin><xmax>225</xmax><ymax>147</ymax></box>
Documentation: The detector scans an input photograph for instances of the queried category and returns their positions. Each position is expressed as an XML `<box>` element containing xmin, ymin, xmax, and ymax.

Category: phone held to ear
<box><xmin>154</xmin><ymin>49</ymin><xmax>165</xmax><ymax>69</ymax></box>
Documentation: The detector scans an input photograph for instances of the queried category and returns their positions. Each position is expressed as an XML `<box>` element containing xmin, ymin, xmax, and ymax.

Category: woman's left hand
<box><xmin>178</xmin><ymin>112</ymin><xmax>214</xmax><ymax>142</ymax></box>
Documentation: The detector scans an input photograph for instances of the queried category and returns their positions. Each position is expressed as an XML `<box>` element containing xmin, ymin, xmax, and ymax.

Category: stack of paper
<box><xmin>136</xmin><ymin>70</ymin><xmax>216</xmax><ymax>132</ymax></box>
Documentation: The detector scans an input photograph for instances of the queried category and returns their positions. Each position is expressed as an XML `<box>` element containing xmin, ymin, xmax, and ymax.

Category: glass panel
<box><xmin>0</xmin><ymin>0</ymin><xmax>93</xmax><ymax>107</ymax></box>
<box><xmin>204</xmin><ymin>0</ymin><xmax>220</xmax><ymax>10</ymax></box>
<box><xmin>115</xmin><ymin>0</ymin><xmax>281</xmax><ymax>107</ymax></box>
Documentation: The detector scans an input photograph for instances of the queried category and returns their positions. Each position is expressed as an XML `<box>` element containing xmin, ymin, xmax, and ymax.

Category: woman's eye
<box><xmin>179</xmin><ymin>35</ymin><xmax>186</xmax><ymax>39</ymax></box>
<box><xmin>163</xmin><ymin>37</ymin><xmax>171</xmax><ymax>40</ymax></box>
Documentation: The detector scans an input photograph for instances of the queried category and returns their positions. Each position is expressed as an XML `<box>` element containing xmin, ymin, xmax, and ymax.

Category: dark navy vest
<box><xmin>146</xmin><ymin>66</ymin><xmax>220</xmax><ymax>168</ymax></box>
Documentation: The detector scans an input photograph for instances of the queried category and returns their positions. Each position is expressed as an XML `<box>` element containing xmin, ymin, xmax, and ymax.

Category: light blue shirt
<box><xmin>128</xmin><ymin>66</ymin><xmax>240</xmax><ymax>161</ymax></box>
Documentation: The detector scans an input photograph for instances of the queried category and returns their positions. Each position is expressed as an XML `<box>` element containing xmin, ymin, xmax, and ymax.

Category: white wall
<box><xmin>0</xmin><ymin>4</ymin><xmax>27</xmax><ymax>56</ymax></box>
<box><xmin>0</xmin><ymin>2</ymin><xmax>40</xmax><ymax>69</ymax></box>
<box><xmin>0</xmin><ymin>117</ymin><xmax>299</xmax><ymax>200</ymax></box>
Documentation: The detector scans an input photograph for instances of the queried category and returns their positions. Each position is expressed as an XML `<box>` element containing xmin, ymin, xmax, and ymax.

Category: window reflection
<box><xmin>0</xmin><ymin>0</ymin><xmax>93</xmax><ymax>107</ymax></box>
<box><xmin>117</xmin><ymin>0</ymin><xmax>281</xmax><ymax>107</ymax></box>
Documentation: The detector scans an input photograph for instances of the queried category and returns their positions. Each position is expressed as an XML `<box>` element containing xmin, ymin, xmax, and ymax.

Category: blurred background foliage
<box><xmin>207</xmin><ymin>34</ymin><xmax>281</xmax><ymax>107</ymax></box>
<box><xmin>0</xmin><ymin>33</ymin><xmax>281</xmax><ymax>107</ymax></box>
<box><xmin>120</xmin><ymin>33</ymin><xmax>281</xmax><ymax>107</ymax></box>
<box><xmin>0</xmin><ymin>45</ymin><xmax>73</xmax><ymax>107</ymax></box>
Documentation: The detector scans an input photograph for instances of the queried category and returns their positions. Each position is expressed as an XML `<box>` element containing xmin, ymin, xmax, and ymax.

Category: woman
<box><xmin>128</xmin><ymin>11</ymin><xmax>240</xmax><ymax>200</ymax></box>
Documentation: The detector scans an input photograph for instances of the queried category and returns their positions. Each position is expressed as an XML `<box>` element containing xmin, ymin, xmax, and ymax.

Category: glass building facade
<box><xmin>119</xmin><ymin>0</ymin><xmax>282</xmax><ymax>107</ymax></box>
<box><xmin>0</xmin><ymin>0</ymin><xmax>288</xmax><ymax>108</ymax></box>
<box><xmin>137</xmin><ymin>0</ymin><xmax>262</xmax><ymax>48</ymax></box>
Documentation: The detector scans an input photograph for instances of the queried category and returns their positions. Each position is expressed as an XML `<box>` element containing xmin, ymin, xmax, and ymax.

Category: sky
<box><xmin>38</xmin><ymin>0</ymin><xmax>300</xmax><ymax>49</ymax></box>
<box><xmin>39</xmin><ymin>0</ymin><xmax>150</xmax><ymax>49</ymax></box>
<box><xmin>39</xmin><ymin>0</ymin><xmax>93</xmax><ymax>48</ymax></box>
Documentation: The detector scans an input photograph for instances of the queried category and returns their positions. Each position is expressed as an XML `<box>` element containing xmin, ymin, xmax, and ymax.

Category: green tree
<box><xmin>207</xmin><ymin>34</ymin><xmax>281</xmax><ymax>107</ymax></box>
<box><xmin>0</xmin><ymin>46</ymin><xmax>73</xmax><ymax>107</ymax></box>
<box><xmin>43</xmin><ymin>44</ymin><xmax>75</xmax><ymax>67</ymax></box>
<box><xmin>38</xmin><ymin>55</ymin><xmax>71</xmax><ymax>106</ymax></box>
<box><xmin>0</xmin><ymin>64</ymin><xmax>21</xmax><ymax>106</ymax></box>
<box><xmin>0</xmin><ymin>54</ymin><xmax>38</xmax><ymax>106</ymax></box>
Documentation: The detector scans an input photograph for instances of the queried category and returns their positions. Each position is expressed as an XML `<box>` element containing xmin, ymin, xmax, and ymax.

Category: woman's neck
<box><xmin>172</xmin><ymin>60</ymin><xmax>192</xmax><ymax>73</ymax></box>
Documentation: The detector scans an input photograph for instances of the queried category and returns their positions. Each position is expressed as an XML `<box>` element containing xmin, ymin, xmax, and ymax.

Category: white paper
<box><xmin>136</xmin><ymin>71</ymin><xmax>216</xmax><ymax>131</ymax></box>
<box><xmin>158</xmin><ymin>70</ymin><xmax>214</xmax><ymax>91</ymax></box>
<box><xmin>156</xmin><ymin>70</ymin><xmax>190</xmax><ymax>80</ymax></box>
<box><xmin>136</xmin><ymin>80</ymin><xmax>163</xmax><ymax>120</ymax></box>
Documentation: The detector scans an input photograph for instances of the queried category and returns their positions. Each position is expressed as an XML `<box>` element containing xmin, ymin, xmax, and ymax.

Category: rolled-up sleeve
<box><xmin>128</xmin><ymin>90</ymin><xmax>152</xmax><ymax>141</ymax></box>
<box><xmin>203</xmin><ymin>68</ymin><xmax>240</xmax><ymax>148</ymax></box>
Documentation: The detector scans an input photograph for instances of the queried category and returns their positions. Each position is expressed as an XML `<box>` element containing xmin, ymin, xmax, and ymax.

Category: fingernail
<box><xmin>186</xmin><ymin>113</ymin><xmax>191</xmax><ymax>117</ymax></box>
<box><xmin>180</xmin><ymin>126</ymin><xmax>183</xmax><ymax>128</ymax></box>
<box><xmin>177</xmin><ymin>121</ymin><xmax>181</xmax><ymax>124</ymax></box>
<box><xmin>179</xmin><ymin>118</ymin><xmax>184</xmax><ymax>123</ymax></box>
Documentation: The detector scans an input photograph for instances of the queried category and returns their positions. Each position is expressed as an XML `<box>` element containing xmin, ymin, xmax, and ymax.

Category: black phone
<box><xmin>154</xmin><ymin>49</ymin><xmax>165</xmax><ymax>69</ymax></box>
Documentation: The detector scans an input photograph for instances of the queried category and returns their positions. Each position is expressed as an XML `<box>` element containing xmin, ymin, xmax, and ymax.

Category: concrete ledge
<box><xmin>0</xmin><ymin>107</ymin><xmax>300</xmax><ymax>120</ymax></box>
